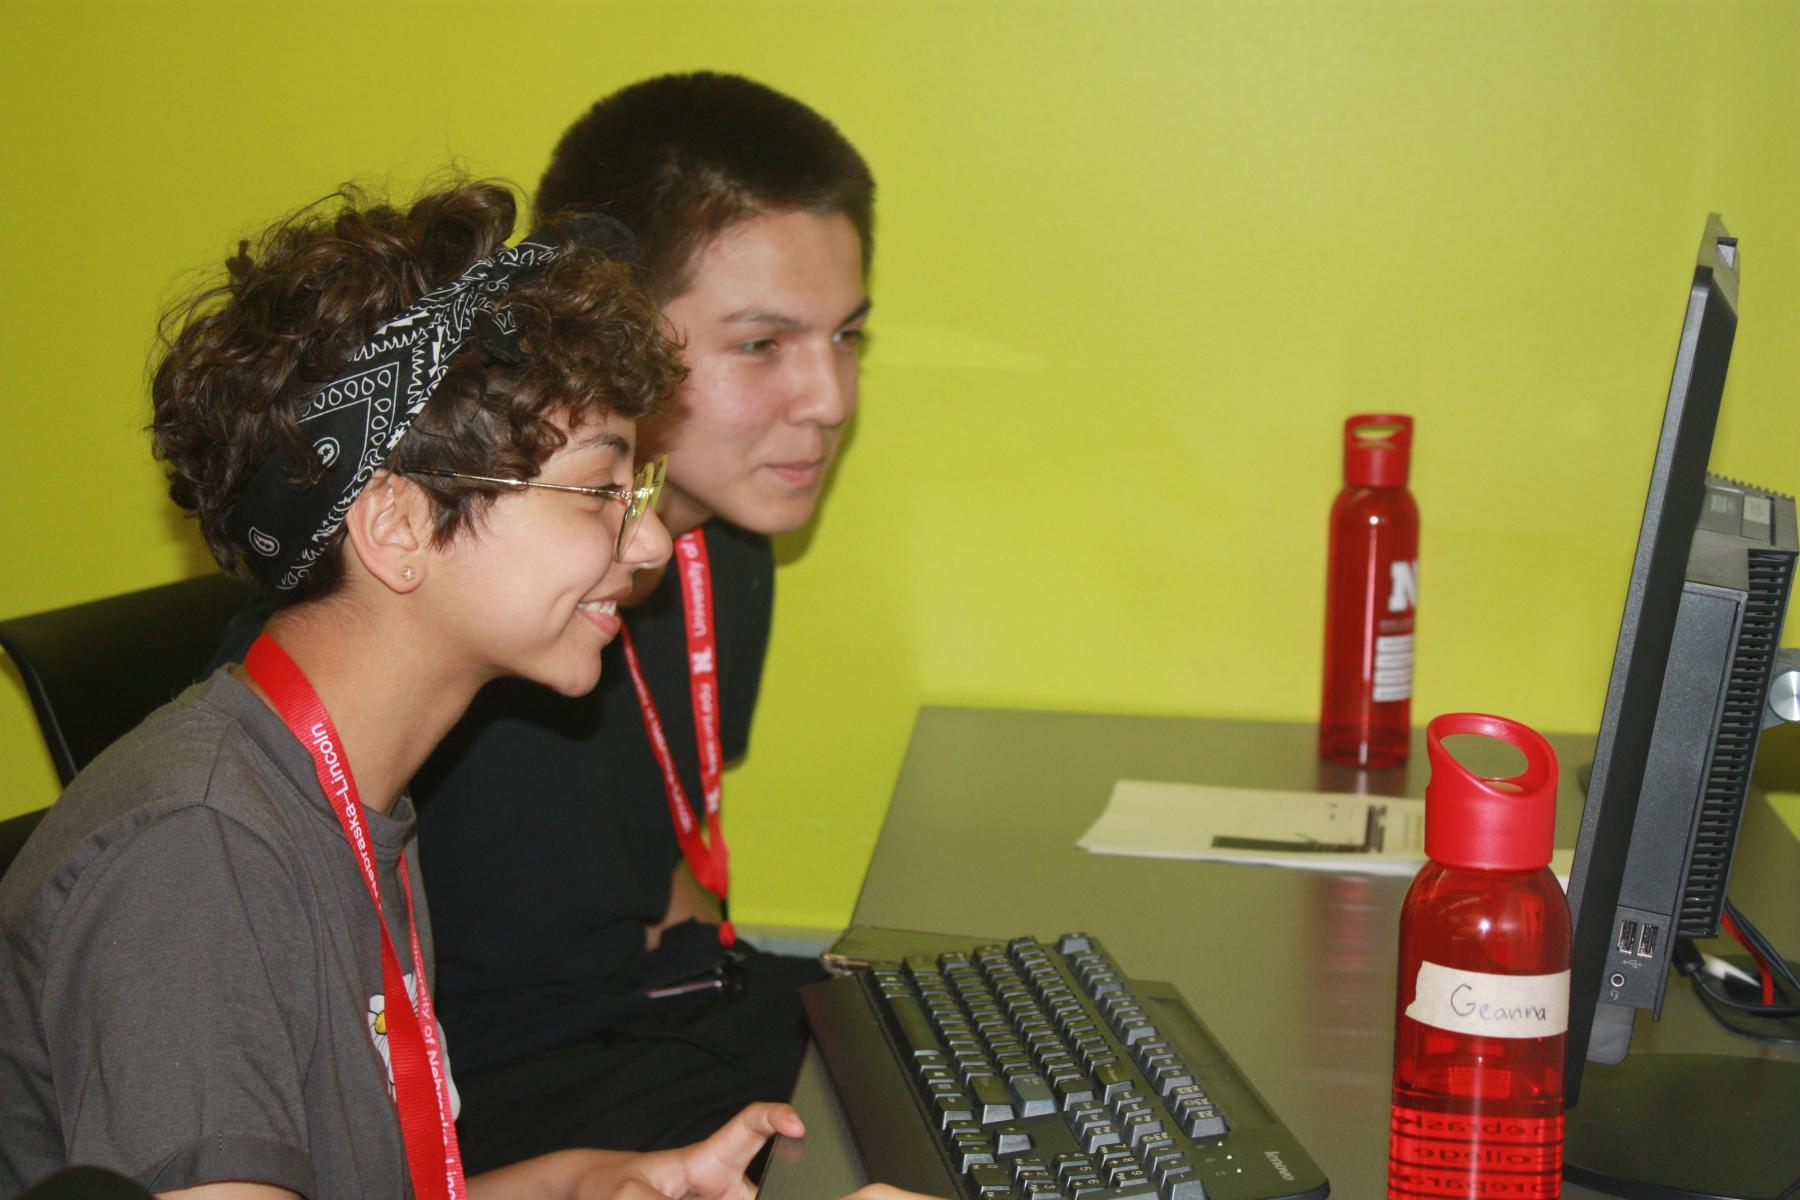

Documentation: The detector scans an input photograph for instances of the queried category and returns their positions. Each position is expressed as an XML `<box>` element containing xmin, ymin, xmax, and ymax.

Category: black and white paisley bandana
<box><xmin>223</xmin><ymin>215</ymin><xmax>633</xmax><ymax>594</ymax></box>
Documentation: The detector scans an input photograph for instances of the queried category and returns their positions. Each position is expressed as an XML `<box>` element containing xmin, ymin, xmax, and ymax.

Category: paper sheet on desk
<box><xmin>1079</xmin><ymin>779</ymin><xmax>1575</xmax><ymax>883</ymax></box>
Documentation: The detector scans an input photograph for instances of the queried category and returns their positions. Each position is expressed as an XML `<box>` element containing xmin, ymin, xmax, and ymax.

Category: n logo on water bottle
<box><xmin>1388</xmin><ymin>560</ymin><xmax>1419</xmax><ymax>614</ymax></box>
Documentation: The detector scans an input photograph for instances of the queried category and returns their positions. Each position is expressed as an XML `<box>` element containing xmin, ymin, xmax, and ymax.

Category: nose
<box><xmin>622</xmin><ymin>507</ymin><xmax>673</xmax><ymax>573</ymax></box>
<box><xmin>786</xmin><ymin>339</ymin><xmax>857</xmax><ymax>429</ymax></box>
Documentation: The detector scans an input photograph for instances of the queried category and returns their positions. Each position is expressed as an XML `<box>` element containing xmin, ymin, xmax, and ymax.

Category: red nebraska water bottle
<box><xmin>1319</xmin><ymin>413</ymin><xmax>1419</xmax><ymax>767</ymax></box>
<box><xmin>1389</xmin><ymin>713</ymin><xmax>1570</xmax><ymax>1200</ymax></box>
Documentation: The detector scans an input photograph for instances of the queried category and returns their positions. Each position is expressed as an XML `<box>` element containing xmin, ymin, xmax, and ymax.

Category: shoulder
<box><xmin>701</xmin><ymin>520</ymin><xmax>774</xmax><ymax>577</ymax></box>
<box><xmin>2</xmin><ymin>677</ymin><xmax>312</xmax><ymax>926</ymax></box>
<box><xmin>700</xmin><ymin>520</ymin><xmax>774</xmax><ymax>609</ymax></box>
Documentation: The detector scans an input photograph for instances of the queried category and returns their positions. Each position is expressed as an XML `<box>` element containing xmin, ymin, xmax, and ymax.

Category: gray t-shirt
<box><xmin>0</xmin><ymin>671</ymin><xmax>455</xmax><ymax>1198</ymax></box>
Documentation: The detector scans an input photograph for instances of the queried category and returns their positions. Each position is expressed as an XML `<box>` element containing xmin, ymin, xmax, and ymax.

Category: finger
<box><xmin>703</xmin><ymin>1102</ymin><xmax>799</xmax><ymax>1160</ymax></box>
<box><xmin>671</xmin><ymin>1103</ymin><xmax>796</xmax><ymax>1199</ymax></box>
<box><xmin>765</xmin><ymin>1102</ymin><xmax>806</xmax><ymax>1139</ymax></box>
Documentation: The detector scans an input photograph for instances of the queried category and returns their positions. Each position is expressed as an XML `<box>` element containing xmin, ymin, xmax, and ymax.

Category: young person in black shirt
<box><xmin>414</xmin><ymin>74</ymin><xmax>875</xmax><ymax>1169</ymax></box>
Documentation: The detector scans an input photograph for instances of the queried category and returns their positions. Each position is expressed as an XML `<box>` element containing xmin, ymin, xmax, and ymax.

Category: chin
<box><xmin>729</xmin><ymin>495</ymin><xmax>823</xmax><ymax>537</ymax></box>
<box><xmin>529</xmin><ymin>656</ymin><xmax>605</xmax><ymax>699</ymax></box>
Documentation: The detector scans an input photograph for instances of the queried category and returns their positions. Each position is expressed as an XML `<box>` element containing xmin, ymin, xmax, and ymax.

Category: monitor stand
<box><xmin>1563</xmin><ymin>1054</ymin><xmax>1800</xmax><ymax>1199</ymax></box>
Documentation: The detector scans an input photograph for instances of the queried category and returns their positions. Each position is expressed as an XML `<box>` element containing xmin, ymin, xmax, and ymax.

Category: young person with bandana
<box><xmin>408</xmin><ymin>74</ymin><xmax>874</xmax><ymax>1170</ymax></box>
<box><xmin>0</xmin><ymin>182</ymin><xmax>914</xmax><ymax>1200</ymax></box>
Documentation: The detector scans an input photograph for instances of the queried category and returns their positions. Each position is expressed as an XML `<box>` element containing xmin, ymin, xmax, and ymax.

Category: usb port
<box><xmin>1618</xmin><ymin>920</ymin><xmax>1640</xmax><ymax>954</ymax></box>
<box><xmin>1636</xmin><ymin>924</ymin><xmax>1659</xmax><ymax>959</ymax></box>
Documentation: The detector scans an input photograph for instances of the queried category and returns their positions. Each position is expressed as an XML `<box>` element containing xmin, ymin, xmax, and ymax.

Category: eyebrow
<box><xmin>722</xmin><ymin>297</ymin><xmax>873</xmax><ymax>332</ymax></box>
<box><xmin>575</xmin><ymin>430</ymin><xmax>632</xmax><ymax>455</ymax></box>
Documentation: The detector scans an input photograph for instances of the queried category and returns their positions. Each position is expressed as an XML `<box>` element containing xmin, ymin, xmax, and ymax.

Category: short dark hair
<box><xmin>536</xmin><ymin>72</ymin><xmax>875</xmax><ymax>302</ymax></box>
<box><xmin>151</xmin><ymin>181</ymin><xmax>685</xmax><ymax>604</ymax></box>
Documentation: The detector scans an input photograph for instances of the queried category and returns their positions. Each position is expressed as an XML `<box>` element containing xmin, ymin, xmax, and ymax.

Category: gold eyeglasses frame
<box><xmin>409</xmin><ymin>455</ymin><xmax>666</xmax><ymax>557</ymax></box>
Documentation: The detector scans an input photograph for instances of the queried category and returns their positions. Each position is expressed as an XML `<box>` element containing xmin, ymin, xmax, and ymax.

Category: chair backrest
<box><xmin>0</xmin><ymin>573</ymin><xmax>260</xmax><ymax>789</ymax></box>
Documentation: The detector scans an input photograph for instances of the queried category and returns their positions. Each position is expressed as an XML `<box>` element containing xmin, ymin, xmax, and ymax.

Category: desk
<box><xmin>764</xmin><ymin>708</ymin><xmax>1800</xmax><ymax>1200</ymax></box>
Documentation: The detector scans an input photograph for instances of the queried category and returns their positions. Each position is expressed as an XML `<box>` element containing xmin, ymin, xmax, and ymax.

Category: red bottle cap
<box><xmin>1343</xmin><ymin>413</ymin><xmax>1413</xmax><ymax>487</ymax></box>
<box><xmin>1423</xmin><ymin>712</ymin><xmax>1558</xmax><ymax>870</ymax></box>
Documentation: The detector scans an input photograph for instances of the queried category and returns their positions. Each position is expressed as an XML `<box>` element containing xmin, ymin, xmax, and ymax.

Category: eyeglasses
<box><xmin>410</xmin><ymin>456</ymin><xmax>666</xmax><ymax>557</ymax></box>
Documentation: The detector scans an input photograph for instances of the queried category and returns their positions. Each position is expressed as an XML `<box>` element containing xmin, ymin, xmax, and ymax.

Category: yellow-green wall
<box><xmin>4</xmin><ymin>1</ymin><xmax>1798</xmax><ymax>928</ymax></box>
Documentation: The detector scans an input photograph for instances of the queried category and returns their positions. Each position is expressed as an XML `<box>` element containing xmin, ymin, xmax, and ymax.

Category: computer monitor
<box><xmin>1561</xmin><ymin>216</ymin><xmax>1800</xmax><ymax>1198</ymax></box>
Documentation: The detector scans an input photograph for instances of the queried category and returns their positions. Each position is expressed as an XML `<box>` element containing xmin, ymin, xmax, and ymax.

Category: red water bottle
<box><xmin>1389</xmin><ymin>713</ymin><xmax>1570</xmax><ymax>1200</ymax></box>
<box><xmin>1319</xmin><ymin>413</ymin><xmax>1419</xmax><ymax>767</ymax></box>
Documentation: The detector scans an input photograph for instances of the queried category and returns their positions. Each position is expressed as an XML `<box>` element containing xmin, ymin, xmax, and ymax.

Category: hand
<box><xmin>471</xmin><ymin>1106</ymin><xmax>949</xmax><ymax>1200</ymax></box>
<box><xmin>623</xmin><ymin>1107</ymin><xmax>944</xmax><ymax>1200</ymax></box>
<box><xmin>630</xmin><ymin>1102</ymin><xmax>803</xmax><ymax>1200</ymax></box>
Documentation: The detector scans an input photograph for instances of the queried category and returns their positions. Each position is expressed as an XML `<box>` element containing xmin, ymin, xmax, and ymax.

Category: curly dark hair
<box><xmin>151</xmin><ymin>181</ymin><xmax>686</xmax><ymax>604</ymax></box>
<box><xmin>536</xmin><ymin>72</ymin><xmax>875</xmax><ymax>302</ymax></box>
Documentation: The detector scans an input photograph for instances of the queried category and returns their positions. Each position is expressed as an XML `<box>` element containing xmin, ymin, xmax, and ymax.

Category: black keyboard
<box><xmin>801</xmin><ymin>930</ymin><xmax>1328</xmax><ymax>1200</ymax></box>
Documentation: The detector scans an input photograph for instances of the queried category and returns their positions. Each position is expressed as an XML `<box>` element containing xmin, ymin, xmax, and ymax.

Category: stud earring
<box><xmin>401</xmin><ymin>566</ymin><xmax>416</xmax><ymax>582</ymax></box>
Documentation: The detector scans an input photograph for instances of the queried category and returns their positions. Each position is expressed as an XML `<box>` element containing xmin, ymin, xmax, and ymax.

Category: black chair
<box><xmin>0</xmin><ymin>573</ymin><xmax>259</xmax><ymax>876</ymax></box>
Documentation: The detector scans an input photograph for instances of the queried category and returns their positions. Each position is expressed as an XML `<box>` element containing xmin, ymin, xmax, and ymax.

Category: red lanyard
<box><xmin>620</xmin><ymin>529</ymin><xmax>735</xmax><ymax>947</ymax></box>
<box><xmin>243</xmin><ymin>634</ymin><xmax>467</xmax><ymax>1200</ymax></box>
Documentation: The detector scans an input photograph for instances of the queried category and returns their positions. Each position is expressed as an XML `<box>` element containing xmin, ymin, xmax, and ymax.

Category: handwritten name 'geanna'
<box><xmin>1448</xmin><ymin>983</ymin><xmax>1549</xmax><ymax>1023</ymax></box>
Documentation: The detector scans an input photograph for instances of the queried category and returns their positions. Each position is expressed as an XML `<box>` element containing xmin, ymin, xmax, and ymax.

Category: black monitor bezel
<box><xmin>1563</xmin><ymin>215</ymin><xmax>1740</xmax><ymax>1097</ymax></box>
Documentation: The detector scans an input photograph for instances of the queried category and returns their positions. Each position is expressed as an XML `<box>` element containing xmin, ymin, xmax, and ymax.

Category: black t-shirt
<box><xmin>414</xmin><ymin>520</ymin><xmax>773</xmax><ymax>1073</ymax></box>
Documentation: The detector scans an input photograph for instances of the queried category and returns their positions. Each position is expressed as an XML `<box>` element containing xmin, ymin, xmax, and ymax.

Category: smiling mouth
<box><xmin>767</xmin><ymin>460</ymin><xmax>828</xmax><ymax>486</ymax></box>
<box><xmin>576</xmin><ymin>597</ymin><xmax>621</xmax><ymax>634</ymax></box>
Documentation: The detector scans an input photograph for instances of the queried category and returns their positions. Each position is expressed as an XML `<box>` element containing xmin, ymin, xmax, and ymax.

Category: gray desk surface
<box><xmin>765</xmin><ymin>708</ymin><xmax>1800</xmax><ymax>1200</ymax></box>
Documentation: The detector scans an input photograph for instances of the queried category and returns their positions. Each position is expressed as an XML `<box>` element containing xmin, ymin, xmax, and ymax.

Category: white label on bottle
<box><xmin>1405</xmin><ymin>962</ymin><xmax>1569</xmax><ymax>1039</ymax></box>
<box><xmin>1372</xmin><ymin>634</ymin><xmax>1414</xmax><ymax>702</ymax></box>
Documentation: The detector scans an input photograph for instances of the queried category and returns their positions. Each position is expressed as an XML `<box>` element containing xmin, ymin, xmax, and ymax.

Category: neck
<box><xmin>657</xmin><ymin>486</ymin><xmax>710</xmax><ymax>539</ymax></box>
<box><xmin>629</xmin><ymin>485</ymin><xmax>707</xmax><ymax>605</ymax></box>
<box><xmin>248</xmin><ymin>598</ymin><xmax>485</xmax><ymax>816</ymax></box>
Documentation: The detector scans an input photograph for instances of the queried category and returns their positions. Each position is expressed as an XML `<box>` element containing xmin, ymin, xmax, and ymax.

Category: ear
<box><xmin>341</xmin><ymin>472</ymin><xmax>433</xmax><ymax>594</ymax></box>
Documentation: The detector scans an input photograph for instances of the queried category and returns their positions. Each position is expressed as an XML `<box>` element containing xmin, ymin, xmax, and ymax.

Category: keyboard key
<box><xmin>1110</xmin><ymin>1165</ymin><xmax>1151</xmax><ymax>1190</ymax></box>
<box><xmin>1114</xmin><ymin>1099</ymin><xmax>1152</xmax><ymax>1122</ymax></box>
<box><xmin>1137</xmin><ymin>1134</ymin><xmax>1176</xmax><ymax>1160</ymax></box>
<box><xmin>934</xmin><ymin>1094</ymin><xmax>974</xmax><ymax>1126</ymax></box>
<box><xmin>1010</xmin><ymin>1072</ymin><xmax>1058</xmax><ymax>1117</ymax></box>
<box><xmin>1180</xmin><ymin>1107</ymin><xmax>1228</xmax><ymax>1140</ymax></box>
<box><xmin>1088</xmin><ymin>972</ymin><xmax>1123</xmax><ymax>997</ymax></box>
<box><xmin>1096</xmin><ymin>1062</ymin><xmax>1134</xmax><ymax>1101</ymax></box>
<box><xmin>889</xmin><ymin>996</ymin><xmax>943</xmax><ymax>1058</ymax></box>
<box><xmin>969</xmin><ymin>1162</ymin><xmax>1011</xmax><ymax>1196</ymax></box>
<box><xmin>1097</xmin><ymin>1147</ymin><xmax>1136</xmax><ymax>1176</ymax></box>
<box><xmin>958</xmin><ymin>1148</ymin><xmax>996</xmax><ymax>1172</ymax></box>
<box><xmin>971</xmin><ymin>1073</ymin><xmax>1015</xmax><ymax>1123</ymax></box>
<box><xmin>995</xmin><ymin>1127</ymin><xmax>1034</xmax><ymax>1155</ymax></box>
<box><xmin>1165</xmin><ymin>1084</ymin><xmax>1210</xmax><ymax>1108</ymax></box>
<box><xmin>1126</xmin><ymin>1117</ymin><xmax>1167</xmax><ymax>1147</ymax></box>
<box><xmin>1152</xmin><ymin>1065</ymin><xmax>1196</xmax><ymax>1094</ymax></box>
<box><xmin>1161</xmin><ymin>1173</ymin><xmax>1207</xmax><ymax>1200</ymax></box>
<box><xmin>1152</xmin><ymin>1153</ymin><xmax>1210</xmax><ymax>1200</ymax></box>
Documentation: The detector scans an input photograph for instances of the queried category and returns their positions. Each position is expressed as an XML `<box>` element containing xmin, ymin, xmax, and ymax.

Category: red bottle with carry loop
<box><xmin>1389</xmin><ymin>713</ymin><xmax>1570</xmax><ymax>1200</ymax></box>
<box><xmin>1319</xmin><ymin>414</ymin><xmax>1418</xmax><ymax>767</ymax></box>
